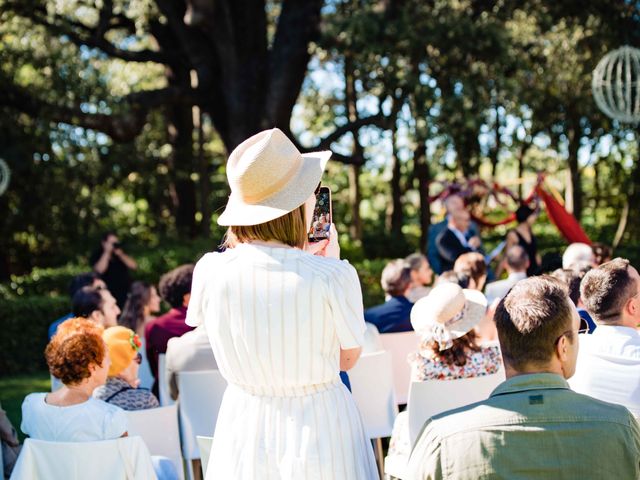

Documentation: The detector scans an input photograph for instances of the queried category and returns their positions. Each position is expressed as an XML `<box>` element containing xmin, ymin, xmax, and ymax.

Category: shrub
<box><xmin>0</xmin><ymin>296</ymin><xmax>69</xmax><ymax>375</ymax></box>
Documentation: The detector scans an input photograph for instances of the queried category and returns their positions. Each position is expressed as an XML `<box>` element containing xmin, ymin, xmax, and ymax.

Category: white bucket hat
<box><xmin>217</xmin><ymin>128</ymin><xmax>332</xmax><ymax>226</ymax></box>
<box><xmin>411</xmin><ymin>282</ymin><xmax>487</xmax><ymax>351</ymax></box>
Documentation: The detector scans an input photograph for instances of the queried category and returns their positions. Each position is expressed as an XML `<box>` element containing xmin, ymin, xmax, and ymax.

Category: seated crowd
<box><xmin>8</xmin><ymin>213</ymin><xmax>640</xmax><ymax>479</ymax></box>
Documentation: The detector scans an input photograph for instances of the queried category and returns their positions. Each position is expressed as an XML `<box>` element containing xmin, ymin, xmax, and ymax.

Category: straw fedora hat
<box><xmin>218</xmin><ymin>128</ymin><xmax>331</xmax><ymax>226</ymax></box>
<box><xmin>410</xmin><ymin>282</ymin><xmax>487</xmax><ymax>350</ymax></box>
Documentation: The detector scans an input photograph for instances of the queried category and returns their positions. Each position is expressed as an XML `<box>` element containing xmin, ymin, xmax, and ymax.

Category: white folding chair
<box><xmin>158</xmin><ymin>354</ymin><xmax>175</xmax><ymax>406</ymax></box>
<box><xmin>379</xmin><ymin>331</ymin><xmax>420</xmax><ymax>404</ymax></box>
<box><xmin>348</xmin><ymin>350</ymin><xmax>398</xmax><ymax>477</ymax></box>
<box><xmin>137</xmin><ymin>342</ymin><xmax>155</xmax><ymax>391</ymax></box>
<box><xmin>384</xmin><ymin>369</ymin><xmax>505</xmax><ymax>479</ymax></box>
<box><xmin>196</xmin><ymin>436</ymin><xmax>213</xmax><ymax>479</ymax></box>
<box><xmin>177</xmin><ymin>370</ymin><xmax>227</xmax><ymax>480</ymax></box>
<box><xmin>126</xmin><ymin>405</ymin><xmax>185</xmax><ymax>480</ymax></box>
<box><xmin>407</xmin><ymin>369</ymin><xmax>505</xmax><ymax>446</ymax></box>
<box><xmin>10</xmin><ymin>437</ymin><xmax>156</xmax><ymax>480</ymax></box>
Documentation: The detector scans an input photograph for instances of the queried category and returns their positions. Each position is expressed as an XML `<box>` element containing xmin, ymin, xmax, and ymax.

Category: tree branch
<box><xmin>5</xmin><ymin>1</ymin><xmax>170</xmax><ymax>64</ymax></box>
<box><xmin>265</xmin><ymin>0</ymin><xmax>324</xmax><ymax>128</ymax></box>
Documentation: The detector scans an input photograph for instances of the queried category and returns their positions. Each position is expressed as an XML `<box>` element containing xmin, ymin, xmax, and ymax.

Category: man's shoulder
<box><xmin>427</xmin><ymin>386</ymin><xmax>638</xmax><ymax>438</ymax></box>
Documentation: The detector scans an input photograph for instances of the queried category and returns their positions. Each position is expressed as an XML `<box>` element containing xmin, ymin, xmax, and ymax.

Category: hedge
<box><xmin>0</xmin><ymin>296</ymin><xmax>69</xmax><ymax>375</ymax></box>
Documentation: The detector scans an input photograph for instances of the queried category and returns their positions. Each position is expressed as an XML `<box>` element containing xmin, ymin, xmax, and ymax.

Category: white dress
<box><xmin>21</xmin><ymin>393</ymin><xmax>128</xmax><ymax>441</ymax></box>
<box><xmin>186</xmin><ymin>244</ymin><xmax>378</xmax><ymax>479</ymax></box>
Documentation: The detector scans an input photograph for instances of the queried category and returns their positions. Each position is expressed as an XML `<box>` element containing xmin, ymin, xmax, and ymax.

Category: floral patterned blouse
<box><xmin>409</xmin><ymin>344</ymin><xmax>503</xmax><ymax>382</ymax></box>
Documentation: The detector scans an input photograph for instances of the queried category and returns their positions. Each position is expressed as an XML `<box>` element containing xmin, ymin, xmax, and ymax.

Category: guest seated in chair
<box><xmin>94</xmin><ymin>326</ymin><xmax>159</xmax><ymax>410</ymax></box>
<box><xmin>407</xmin><ymin>276</ymin><xmax>640</xmax><ymax>480</ymax></box>
<box><xmin>21</xmin><ymin>318</ymin><xmax>128</xmax><ymax>442</ymax></box>
<box><xmin>387</xmin><ymin>283</ymin><xmax>502</xmax><ymax>461</ymax></box>
<box><xmin>364</xmin><ymin>259</ymin><xmax>414</xmax><ymax>333</ymax></box>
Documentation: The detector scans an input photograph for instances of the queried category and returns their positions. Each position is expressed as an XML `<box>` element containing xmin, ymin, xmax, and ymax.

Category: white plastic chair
<box><xmin>407</xmin><ymin>369</ymin><xmax>506</xmax><ymax>446</ymax></box>
<box><xmin>379</xmin><ymin>331</ymin><xmax>420</xmax><ymax>404</ymax></box>
<box><xmin>10</xmin><ymin>436</ymin><xmax>156</xmax><ymax>480</ymax></box>
<box><xmin>196</xmin><ymin>436</ymin><xmax>213</xmax><ymax>479</ymax></box>
<box><xmin>126</xmin><ymin>405</ymin><xmax>185</xmax><ymax>480</ymax></box>
<box><xmin>158</xmin><ymin>354</ymin><xmax>174</xmax><ymax>406</ymax></box>
<box><xmin>384</xmin><ymin>369</ymin><xmax>505</xmax><ymax>480</ymax></box>
<box><xmin>137</xmin><ymin>340</ymin><xmax>155</xmax><ymax>391</ymax></box>
<box><xmin>177</xmin><ymin>370</ymin><xmax>227</xmax><ymax>480</ymax></box>
<box><xmin>348</xmin><ymin>350</ymin><xmax>398</xmax><ymax>476</ymax></box>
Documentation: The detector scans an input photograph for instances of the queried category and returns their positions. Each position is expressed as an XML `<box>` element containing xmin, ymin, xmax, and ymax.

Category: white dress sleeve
<box><xmin>20</xmin><ymin>393</ymin><xmax>38</xmax><ymax>437</ymax></box>
<box><xmin>186</xmin><ymin>253</ymin><xmax>213</xmax><ymax>327</ymax></box>
<box><xmin>329</xmin><ymin>262</ymin><xmax>366</xmax><ymax>349</ymax></box>
<box><xmin>103</xmin><ymin>404</ymin><xmax>129</xmax><ymax>439</ymax></box>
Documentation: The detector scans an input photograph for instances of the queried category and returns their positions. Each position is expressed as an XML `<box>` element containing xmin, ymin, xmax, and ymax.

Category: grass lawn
<box><xmin>0</xmin><ymin>371</ymin><xmax>50</xmax><ymax>441</ymax></box>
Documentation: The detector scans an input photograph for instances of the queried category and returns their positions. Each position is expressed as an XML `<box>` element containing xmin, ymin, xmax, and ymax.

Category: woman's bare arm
<box><xmin>340</xmin><ymin>347</ymin><xmax>362</xmax><ymax>371</ymax></box>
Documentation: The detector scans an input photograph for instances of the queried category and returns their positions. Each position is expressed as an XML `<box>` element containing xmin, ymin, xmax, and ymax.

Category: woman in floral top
<box><xmin>388</xmin><ymin>283</ymin><xmax>503</xmax><ymax>461</ymax></box>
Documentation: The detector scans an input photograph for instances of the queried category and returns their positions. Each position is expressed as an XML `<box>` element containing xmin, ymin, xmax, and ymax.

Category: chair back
<box><xmin>50</xmin><ymin>375</ymin><xmax>62</xmax><ymax>392</ymax></box>
<box><xmin>177</xmin><ymin>370</ymin><xmax>227</xmax><ymax>460</ymax></box>
<box><xmin>379</xmin><ymin>331</ymin><xmax>420</xmax><ymax>404</ymax></box>
<box><xmin>348</xmin><ymin>351</ymin><xmax>398</xmax><ymax>439</ymax></box>
<box><xmin>137</xmin><ymin>342</ymin><xmax>154</xmax><ymax>391</ymax></box>
<box><xmin>407</xmin><ymin>369</ymin><xmax>505</xmax><ymax>446</ymax></box>
<box><xmin>158</xmin><ymin>354</ymin><xmax>174</xmax><ymax>406</ymax></box>
<box><xmin>126</xmin><ymin>405</ymin><xmax>184</xmax><ymax>480</ymax></box>
<box><xmin>196</xmin><ymin>436</ymin><xmax>213</xmax><ymax>479</ymax></box>
<box><xmin>10</xmin><ymin>437</ymin><xmax>156</xmax><ymax>480</ymax></box>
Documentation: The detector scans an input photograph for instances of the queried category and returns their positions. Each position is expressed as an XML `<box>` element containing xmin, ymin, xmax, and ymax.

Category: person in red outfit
<box><xmin>144</xmin><ymin>264</ymin><xmax>195</xmax><ymax>395</ymax></box>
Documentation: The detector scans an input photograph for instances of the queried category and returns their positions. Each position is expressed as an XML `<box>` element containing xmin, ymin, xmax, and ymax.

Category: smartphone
<box><xmin>308</xmin><ymin>186</ymin><xmax>332</xmax><ymax>243</ymax></box>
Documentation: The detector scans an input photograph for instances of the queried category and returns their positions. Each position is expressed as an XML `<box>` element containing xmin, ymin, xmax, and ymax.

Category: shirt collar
<box><xmin>508</xmin><ymin>272</ymin><xmax>527</xmax><ymax>281</ymax></box>
<box><xmin>490</xmin><ymin>373</ymin><xmax>569</xmax><ymax>398</ymax></box>
<box><xmin>591</xmin><ymin>324</ymin><xmax>640</xmax><ymax>337</ymax></box>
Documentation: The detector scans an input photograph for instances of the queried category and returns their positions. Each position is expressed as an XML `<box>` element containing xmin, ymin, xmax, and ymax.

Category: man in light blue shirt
<box><xmin>407</xmin><ymin>276</ymin><xmax>640</xmax><ymax>480</ymax></box>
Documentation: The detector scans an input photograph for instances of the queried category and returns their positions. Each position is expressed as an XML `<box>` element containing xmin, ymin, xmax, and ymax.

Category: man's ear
<box><xmin>183</xmin><ymin>292</ymin><xmax>191</xmax><ymax>308</ymax></box>
<box><xmin>556</xmin><ymin>334</ymin><xmax>570</xmax><ymax>363</ymax></box>
<box><xmin>89</xmin><ymin>310</ymin><xmax>104</xmax><ymax>326</ymax></box>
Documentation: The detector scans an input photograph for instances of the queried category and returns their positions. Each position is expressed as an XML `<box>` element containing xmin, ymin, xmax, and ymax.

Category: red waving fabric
<box><xmin>536</xmin><ymin>186</ymin><xmax>591</xmax><ymax>244</ymax></box>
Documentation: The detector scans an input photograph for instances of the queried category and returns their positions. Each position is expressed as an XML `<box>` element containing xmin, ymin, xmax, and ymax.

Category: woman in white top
<box><xmin>186</xmin><ymin>128</ymin><xmax>377</xmax><ymax>479</ymax></box>
<box><xmin>22</xmin><ymin>318</ymin><xmax>128</xmax><ymax>441</ymax></box>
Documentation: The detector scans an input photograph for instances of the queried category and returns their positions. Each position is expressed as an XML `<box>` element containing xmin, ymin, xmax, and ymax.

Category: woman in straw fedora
<box><xmin>185</xmin><ymin>128</ymin><xmax>377</xmax><ymax>479</ymax></box>
<box><xmin>387</xmin><ymin>282</ymin><xmax>503</xmax><ymax>461</ymax></box>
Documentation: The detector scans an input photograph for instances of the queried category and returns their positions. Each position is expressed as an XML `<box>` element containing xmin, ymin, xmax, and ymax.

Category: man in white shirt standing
<box><xmin>485</xmin><ymin>245</ymin><xmax>529</xmax><ymax>305</ymax></box>
<box><xmin>570</xmin><ymin>258</ymin><xmax>640</xmax><ymax>416</ymax></box>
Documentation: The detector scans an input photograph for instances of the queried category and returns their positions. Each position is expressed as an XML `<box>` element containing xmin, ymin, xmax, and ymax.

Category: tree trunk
<box><xmin>388</xmin><ymin>121</ymin><xmax>404</xmax><ymax>238</ymax></box>
<box><xmin>566</xmin><ymin>122</ymin><xmax>582</xmax><ymax>220</ymax></box>
<box><xmin>414</xmin><ymin>143</ymin><xmax>430</xmax><ymax>253</ymax></box>
<box><xmin>166</xmin><ymin>68</ymin><xmax>197</xmax><ymax>236</ymax></box>
<box><xmin>344</xmin><ymin>54</ymin><xmax>363</xmax><ymax>241</ymax></box>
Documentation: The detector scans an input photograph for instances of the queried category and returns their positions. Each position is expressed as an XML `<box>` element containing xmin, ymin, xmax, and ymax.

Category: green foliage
<box><xmin>0</xmin><ymin>296</ymin><xmax>69</xmax><ymax>375</ymax></box>
<box><xmin>0</xmin><ymin>372</ymin><xmax>51</xmax><ymax>441</ymax></box>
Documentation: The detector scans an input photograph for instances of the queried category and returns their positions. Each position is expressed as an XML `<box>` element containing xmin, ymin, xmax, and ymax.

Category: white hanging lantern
<box><xmin>592</xmin><ymin>45</ymin><xmax>640</xmax><ymax>124</ymax></box>
<box><xmin>0</xmin><ymin>159</ymin><xmax>9</xmax><ymax>196</ymax></box>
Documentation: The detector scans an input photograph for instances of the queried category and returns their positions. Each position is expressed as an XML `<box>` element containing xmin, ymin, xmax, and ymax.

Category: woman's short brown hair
<box><xmin>422</xmin><ymin>330</ymin><xmax>481</xmax><ymax>367</ymax></box>
<box><xmin>222</xmin><ymin>204</ymin><xmax>307</xmax><ymax>249</ymax></box>
<box><xmin>45</xmin><ymin>318</ymin><xmax>106</xmax><ymax>386</ymax></box>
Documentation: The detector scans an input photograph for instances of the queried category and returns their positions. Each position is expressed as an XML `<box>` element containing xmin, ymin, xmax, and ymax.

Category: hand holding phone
<box><xmin>308</xmin><ymin>186</ymin><xmax>332</xmax><ymax>243</ymax></box>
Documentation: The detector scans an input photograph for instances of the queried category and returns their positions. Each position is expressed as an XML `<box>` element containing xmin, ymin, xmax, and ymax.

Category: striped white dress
<box><xmin>186</xmin><ymin>243</ymin><xmax>377</xmax><ymax>479</ymax></box>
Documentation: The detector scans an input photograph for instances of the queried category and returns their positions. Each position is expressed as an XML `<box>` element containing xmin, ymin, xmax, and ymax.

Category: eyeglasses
<box><xmin>134</xmin><ymin>353</ymin><xmax>142</xmax><ymax>365</ymax></box>
<box><xmin>553</xmin><ymin>328</ymin><xmax>586</xmax><ymax>346</ymax></box>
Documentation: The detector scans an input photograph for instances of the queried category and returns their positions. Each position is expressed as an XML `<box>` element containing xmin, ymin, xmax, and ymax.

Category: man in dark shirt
<box><xmin>364</xmin><ymin>259</ymin><xmax>414</xmax><ymax>333</ymax></box>
<box><xmin>145</xmin><ymin>264</ymin><xmax>195</xmax><ymax>396</ymax></box>
<box><xmin>90</xmin><ymin>232</ymin><xmax>137</xmax><ymax>308</ymax></box>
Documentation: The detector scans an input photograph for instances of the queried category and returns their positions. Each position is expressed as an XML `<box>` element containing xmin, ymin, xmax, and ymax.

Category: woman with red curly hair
<box><xmin>21</xmin><ymin>318</ymin><xmax>128</xmax><ymax>441</ymax></box>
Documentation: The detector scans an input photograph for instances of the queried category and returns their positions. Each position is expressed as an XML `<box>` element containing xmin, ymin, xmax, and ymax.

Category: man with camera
<box><xmin>91</xmin><ymin>232</ymin><xmax>137</xmax><ymax>308</ymax></box>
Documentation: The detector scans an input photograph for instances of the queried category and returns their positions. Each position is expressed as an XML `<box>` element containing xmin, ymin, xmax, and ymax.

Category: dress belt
<box><xmin>229</xmin><ymin>378</ymin><xmax>342</xmax><ymax>398</ymax></box>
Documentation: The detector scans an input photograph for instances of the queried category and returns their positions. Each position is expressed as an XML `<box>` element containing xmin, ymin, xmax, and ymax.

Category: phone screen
<box><xmin>308</xmin><ymin>187</ymin><xmax>332</xmax><ymax>242</ymax></box>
